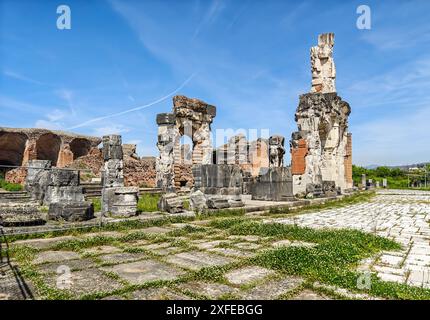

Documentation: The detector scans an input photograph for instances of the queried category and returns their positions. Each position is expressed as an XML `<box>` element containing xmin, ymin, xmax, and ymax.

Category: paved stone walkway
<box><xmin>270</xmin><ymin>189</ymin><xmax>430</xmax><ymax>288</ymax></box>
<box><xmin>2</xmin><ymin>189</ymin><xmax>429</xmax><ymax>300</ymax></box>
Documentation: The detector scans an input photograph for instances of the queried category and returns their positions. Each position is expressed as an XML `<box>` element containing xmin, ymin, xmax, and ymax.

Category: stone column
<box><xmin>101</xmin><ymin>135</ymin><xmax>138</xmax><ymax>216</ymax></box>
<box><xmin>156</xmin><ymin>113</ymin><xmax>176</xmax><ymax>192</ymax></box>
<box><xmin>361</xmin><ymin>174</ymin><xmax>366</xmax><ymax>190</ymax></box>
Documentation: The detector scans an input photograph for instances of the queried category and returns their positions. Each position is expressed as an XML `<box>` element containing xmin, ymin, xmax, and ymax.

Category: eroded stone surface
<box><xmin>43</xmin><ymin>268</ymin><xmax>123</xmax><ymax>297</ymax></box>
<box><xmin>241</xmin><ymin>276</ymin><xmax>304</xmax><ymax>299</ymax></box>
<box><xmin>290</xmin><ymin>289</ymin><xmax>332</xmax><ymax>300</ymax></box>
<box><xmin>102</xmin><ymin>260</ymin><xmax>185</xmax><ymax>285</ymax></box>
<box><xmin>179</xmin><ymin>281</ymin><xmax>239</xmax><ymax>299</ymax></box>
<box><xmin>33</xmin><ymin>251</ymin><xmax>80</xmax><ymax>265</ymax></box>
<box><xmin>165</xmin><ymin>251</ymin><xmax>234</xmax><ymax>270</ymax></box>
<box><xmin>225</xmin><ymin>266</ymin><xmax>275</xmax><ymax>285</ymax></box>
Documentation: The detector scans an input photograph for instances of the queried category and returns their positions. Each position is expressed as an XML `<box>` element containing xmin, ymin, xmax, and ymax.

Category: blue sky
<box><xmin>1</xmin><ymin>0</ymin><xmax>429</xmax><ymax>166</ymax></box>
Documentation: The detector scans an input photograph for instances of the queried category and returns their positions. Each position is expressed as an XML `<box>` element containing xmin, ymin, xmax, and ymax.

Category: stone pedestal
<box><xmin>192</xmin><ymin>164</ymin><xmax>244</xmax><ymax>208</ymax></box>
<box><xmin>251</xmin><ymin>167</ymin><xmax>294</xmax><ymax>201</ymax></box>
<box><xmin>101</xmin><ymin>135</ymin><xmax>138</xmax><ymax>217</ymax></box>
<box><xmin>48</xmin><ymin>201</ymin><xmax>94</xmax><ymax>222</ymax></box>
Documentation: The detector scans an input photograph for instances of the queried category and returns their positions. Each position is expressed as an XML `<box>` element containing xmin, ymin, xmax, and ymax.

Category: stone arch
<box><xmin>36</xmin><ymin>133</ymin><xmax>61</xmax><ymax>166</ymax></box>
<box><xmin>0</xmin><ymin>132</ymin><xmax>28</xmax><ymax>167</ymax></box>
<box><xmin>69</xmin><ymin>138</ymin><xmax>92</xmax><ymax>160</ymax></box>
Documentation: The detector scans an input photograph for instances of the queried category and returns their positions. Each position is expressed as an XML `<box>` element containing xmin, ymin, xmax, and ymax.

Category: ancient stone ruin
<box><xmin>101</xmin><ymin>135</ymin><xmax>139</xmax><ymax>217</ymax></box>
<box><xmin>25</xmin><ymin>160</ymin><xmax>94</xmax><ymax>221</ymax></box>
<box><xmin>156</xmin><ymin>95</ymin><xmax>216</xmax><ymax>192</ymax></box>
<box><xmin>0</xmin><ymin>127</ymin><xmax>101</xmax><ymax>184</ymax></box>
<box><xmin>310</xmin><ymin>33</ymin><xmax>336</xmax><ymax>94</ymax></box>
<box><xmin>290</xmin><ymin>33</ymin><xmax>353</xmax><ymax>197</ymax></box>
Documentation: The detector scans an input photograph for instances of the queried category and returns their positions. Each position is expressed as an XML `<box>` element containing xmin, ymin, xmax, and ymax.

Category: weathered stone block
<box><xmin>157</xmin><ymin>193</ymin><xmax>184</xmax><ymax>213</ymax></box>
<box><xmin>47</xmin><ymin>169</ymin><xmax>79</xmax><ymax>186</ymax></box>
<box><xmin>48</xmin><ymin>201</ymin><xmax>94</xmax><ymax>222</ymax></box>
<box><xmin>43</xmin><ymin>186</ymin><xmax>85</xmax><ymax>204</ymax></box>
<box><xmin>102</xmin><ymin>186</ymin><xmax>138</xmax><ymax>217</ymax></box>
<box><xmin>102</xmin><ymin>135</ymin><xmax>123</xmax><ymax>161</ymax></box>
<box><xmin>156</xmin><ymin>113</ymin><xmax>176</xmax><ymax>125</ymax></box>
<box><xmin>251</xmin><ymin>167</ymin><xmax>294</xmax><ymax>201</ymax></box>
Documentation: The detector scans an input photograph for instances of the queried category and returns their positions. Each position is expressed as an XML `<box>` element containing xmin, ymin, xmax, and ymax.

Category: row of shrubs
<box><xmin>0</xmin><ymin>179</ymin><xmax>23</xmax><ymax>191</ymax></box>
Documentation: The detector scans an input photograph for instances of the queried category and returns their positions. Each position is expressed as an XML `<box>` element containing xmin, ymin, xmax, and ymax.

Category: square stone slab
<box><xmin>179</xmin><ymin>281</ymin><xmax>239</xmax><ymax>299</ymax></box>
<box><xmin>227</xmin><ymin>235</ymin><xmax>262</xmax><ymax>242</ymax></box>
<box><xmin>233</xmin><ymin>242</ymin><xmax>262</xmax><ymax>250</ymax></box>
<box><xmin>83</xmin><ymin>246</ymin><xmax>121</xmax><ymax>256</ymax></box>
<box><xmin>208</xmin><ymin>247</ymin><xmax>254</xmax><ymax>258</ymax></box>
<box><xmin>33</xmin><ymin>251</ymin><xmax>80</xmax><ymax>265</ymax></box>
<box><xmin>193</xmin><ymin>240</ymin><xmax>227</xmax><ymax>250</ymax></box>
<box><xmin>241</xmin><ymin>276</ymin><xmax>304</xmax><ymax>299</ymax></box>
<box><xmin>13</xmin><ymin>236</ymin><xmax>75</xmax><ymax>250</ymax></box>
<box><xmin>141</xmin><ymin>227</ymin><xmax>171</xmax><ymax>234</ymax></box>
<box><xmin>102</xmin><ymin>260</ymin><xmax>185</xmax><ymax>285</ymax></box>
<box><xmin>98</xmin><ymin>252</ymin><xmax>147</xmax><ymax>265</ymax></box>
<box><xmin>290</xmin><ymin>289</ymin><xmax>332</xmax><ymax>300</ymax></box>
<box><xmin>80</xmin><ymin>231</ymin><xmax>123</xmax><ymax>239</ymax></box>
<box><xmin>225</xmin><ymin>266</ymin><xmax>275</xmax><ymax>285</ymax></box>
<box><xmin>37</xmin><ymin>258</ymin><xmax>96</xmax><ymax>274</ymax></box>
<box><xmin>165</xmin><ymin>251</ymin><xmax>235</xmax><ymax>271</ymax></box>
<box><xmin>141</xmin><ymin>242</ymin><xmax>171</xmax><ymax>250</ymax></box>
<box><xmin>131</xmin><ymin>287</ymin><xmax>191</xmax><ymax>300</ymax></box>
<box><xmin>43</xmin><ymin>268</ymin><xmax>123</xmax><ymax>298</ymax></box>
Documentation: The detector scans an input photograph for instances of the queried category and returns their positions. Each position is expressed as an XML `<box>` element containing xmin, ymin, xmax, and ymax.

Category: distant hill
<box><xmin>364</xmin><ymin>163</ymin><xmax>429</xmax><ymax>170</ymax></box>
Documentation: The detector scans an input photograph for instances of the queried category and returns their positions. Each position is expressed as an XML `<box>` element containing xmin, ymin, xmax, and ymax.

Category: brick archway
<box><xmin>36</xmin><ymin>133</ymin><xmax>61</xmax><ymax>166</ymax></box>
<box><xmin>69</xmin><ymin>138</ymin><xmax>92</xmax><ymax>160</ymax></box>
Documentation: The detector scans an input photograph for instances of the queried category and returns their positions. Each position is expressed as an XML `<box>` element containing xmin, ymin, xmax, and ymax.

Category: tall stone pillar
<box><xmin>101</xmin><ymin>135</ymin><xmax>138</xmax><ymax>216</ymax></box>
<box><xmin>291</xmin><ymin>33</ymin><xmax>352</xmax><ymax>197</ymax></box>
<box><xmin>156</xmin><ymin>113</ymin><xmax>176</xmax><ymax>192</ymax></box>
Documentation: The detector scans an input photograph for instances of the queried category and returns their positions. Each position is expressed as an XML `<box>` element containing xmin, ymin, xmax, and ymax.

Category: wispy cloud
<box><xmin>2</xmin><ymin>69</ymin><xmax>45</xmax><ymax>85</ymax></box>
<box><xmin>66</xmin><ymin>72</ymin><xmax>197</xmax><ymax>130</ymax></box>
<box><xmin>193</xmin><ymin>0</ymin><xmax>226</xmax><ymax>39</ymax></box>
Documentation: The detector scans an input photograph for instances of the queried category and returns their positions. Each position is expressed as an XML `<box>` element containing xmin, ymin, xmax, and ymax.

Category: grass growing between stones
<box><xmin>137</xmin><ymin>193</ymin><xmax>160</xmax><ymax>213</ymax></box>
<box><xmin>209</xmin><ymin>218</ymin><xmax>430</xmax><ymax>300</ymax></box>
<box><xmin>267</xmin><ymin>191</ymin><xmax>375</xmax><ymax>215</ymax></box>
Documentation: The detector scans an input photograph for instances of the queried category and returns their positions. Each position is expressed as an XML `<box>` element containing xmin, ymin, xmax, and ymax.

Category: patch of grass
<box><xmin>91</xmin><ymin>197</ymin><xmax>101</xmax><ymax>212</ymax></box>
<box><xmin>200</xmin><ymin>208</ymin><xmax>246</xmax><ymax>218</ymax></box>
<box><xmin>211</xmin><ymin>219</ymin><xmax>430</xmax><ymax>299</ymax></box>
<box><xmin>268</xmin><ymin>191</ymin><xmax>375</xmax><ymax>215</ymax></box>
<box><xmin>137</xmin><ymin>193</ymin><xmax>160</xmax><ymax>213</ymax></box>
<box><xmin>5</xmin><ymin>215</ymin><xmax>193</xmax><ymax>243</ymax></box>
<box><xmin>0</xmin><ymin>179</ymin><xmax>23</xmax><ymax>191</ymax></box>
<box><xmin>8</xmin><ymin>246</ymin><xmax>73</xmax><ymax>300</ymax></box>
<box><xmin>166</xmin><ymin>225</ymin><xmax>206</xmax><ymax>237</ymax></box>
<box><xmin>183</xmin><ymin>199</ymin><xmax>190</xmax><ymax>210</ymax></box>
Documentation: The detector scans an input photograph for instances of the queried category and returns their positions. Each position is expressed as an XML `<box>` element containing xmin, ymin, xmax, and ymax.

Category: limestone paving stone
<box><xmin>83</xmin><ymin>245</ymin><xmax>122</xmax><ymax>256</ymax></box>
<box><xmin>233</xmin><ymin>242</ymin><xmax>262</xmax><ymax>250</ymax></box>
<box><xmin>178</xmin><ymin>281</ymin><xmax>239</xmax><ymax>299</ymax></box>
<box><xmin>241</xmin><ymin>276</ymin><xmax>304</xmax><ymax>300</ymax></box>
<box><xmin>98</xmin><ymin>252</ymin><xmax>147</xmax><ymax>265</ymax></box>
<box><xmin>13</xmin><ymin>236</ymin><xmax>75</xmax><ymax>250</ymax></box>
<box><xmin>225</xmin><ymin>266</ymin><xmax>275</xmax><ymax>286</ymax></box>
<box><xmin>207</xmin><ymin>247</ymin><xmax>254</xmax><ymax>258</ymax></box>
<box><xmin>102</xmin><ymin>259</ymin><xmax>185</xmax><ymax>285</ymax></box>
<box><xmin>37</xmin><ymin>258</ymin><xmax>96</xmax><ymax>274</ymax></box>
<box><xmin>131</xmin><ymin>287</ymin><xmax>191</xmax><ymax>300</ymax></box>
<box><xmin>165</xmin><ymin>251</ymin><xmax>235</xmax><ymax>271</ymax></box>
<box><xmin>43</xmin><ymin>268</ymin><xmax>123</xmax><ymax>297</ymax></box>
<box><xmin>290</xmin><ymin>289</ymin><xmax>332</xmax><ymax>300</ymax></box>
<box><xmin>140</xmin><ymin>226</ymin><xmax>172</xmax><ymax>234</ymax></box>
<box><xmin>33</xmin><ymin>250</ymin><xmax>80</xmax><ymax>265</ymax></box>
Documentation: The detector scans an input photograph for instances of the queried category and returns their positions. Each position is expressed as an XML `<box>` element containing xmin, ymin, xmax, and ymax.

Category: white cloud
<box><xmin>92</xmin><ymin>124</ymin><xmax>131</xmax><ymax>137</ymax></box>
<box><xmin>34</xmin><ymin>119</ymin><xmax>62</xmax><ymax>130</ymax></box>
